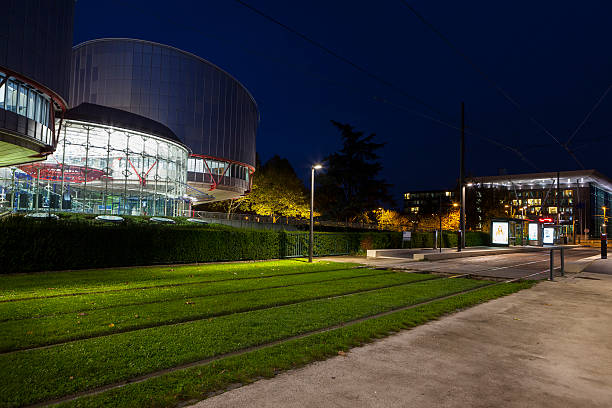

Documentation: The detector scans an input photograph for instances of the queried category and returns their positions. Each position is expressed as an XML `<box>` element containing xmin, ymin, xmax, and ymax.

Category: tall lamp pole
<box><xmin>459</xmin><ymin>102</ymin><xmax>465</xmax><ymax>252</ymax></box>
<box><xmin>309</xmin><ymin>164</ymin><xmax>323</xmax><ymax>263</ymax></box>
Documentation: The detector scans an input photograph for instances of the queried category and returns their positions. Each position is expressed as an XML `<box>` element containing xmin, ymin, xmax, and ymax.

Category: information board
<box><xmin>543</xmin><ymin>227</ymin><xmax>555</xmax><ymax>244</ymax></box>
<box><xmin>492</xmin><ymin>221</ymin><xmax>509</xmax><ymax>245</ymax></box>
<box><xmin>402</xmin><ymin>231</ymin><xmax>412</xmax><ymax>241</ymax></box>
<box><xmin>528</xmin><ymin>223</ymin><xmax>538</xmax><ymax>241</ymax></box>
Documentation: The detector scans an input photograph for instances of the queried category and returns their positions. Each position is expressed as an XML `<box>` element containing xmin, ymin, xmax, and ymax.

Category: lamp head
<box><xmin>313</xmin><ymin>164</ymin><xmax>323</xmax><ymax>170</ymax></box>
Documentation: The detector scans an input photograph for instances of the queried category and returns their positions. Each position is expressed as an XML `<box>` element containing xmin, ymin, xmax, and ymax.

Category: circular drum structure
<box><xmin>69</xmin><ymin>38</ymin><xmax>258</xmax><ymax>202</ymax></box>
<box><xmin>0</xmin><ymin>103</ymin><xmax>189</xmax><ymax>216</ymax></box>
<box><xmin>0</xmin><ymin>0</ymin><xmax>75</xmax><ymax>167</ymax></box>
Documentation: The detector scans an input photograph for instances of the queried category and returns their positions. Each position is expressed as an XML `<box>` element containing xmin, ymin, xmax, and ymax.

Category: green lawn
<box><xmin>0</xmin><ymin>259</ymin><xmax>534</xmax><ymax>408</ymax></box>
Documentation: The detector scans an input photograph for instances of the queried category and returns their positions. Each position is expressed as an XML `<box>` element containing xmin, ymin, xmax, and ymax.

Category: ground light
<box><xmin>309</xmin><ymin>164</ymin><xmax>323</xmax><ymax>262</ymax></box>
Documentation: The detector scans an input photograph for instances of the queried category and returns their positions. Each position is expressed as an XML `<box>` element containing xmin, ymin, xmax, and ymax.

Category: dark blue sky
<box><xmin>73</xmin><ymin>1</ymin><xmax>612</xmax><ymax>204</ymax></box>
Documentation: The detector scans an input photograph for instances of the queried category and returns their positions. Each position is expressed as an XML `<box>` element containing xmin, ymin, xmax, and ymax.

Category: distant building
<box><xmin>403</xmin><ymin>189</ymin><xmax>457</xmax><ymax>216</ymax></box>
<box><xmin>466</xmin><ymin>169</ymin><xmax>612</xmax><ymax>238</ymax></box>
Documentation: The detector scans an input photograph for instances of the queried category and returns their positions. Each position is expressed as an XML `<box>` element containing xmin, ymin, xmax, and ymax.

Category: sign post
<box><xmin>402</xmin><ymin>231</ymin><xmax>412</xmax><ymax>249</ymax></box>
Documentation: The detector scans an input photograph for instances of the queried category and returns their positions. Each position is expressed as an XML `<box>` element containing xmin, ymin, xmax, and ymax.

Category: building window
<box><xmin>17</xmin><ymin>85</ymin><xmax>28</xmax><ymax>116</ymax></box>
<box><xmin>445</xmin><ymin>191</ymin><xmax>451</xmax><ymax>197</ymax></box>
<box><xmin>0</xmin><ymin>75</ymin><xmax>5</xmax><ymax>109</ymax></box>
<box><xmin>549</xmin><ymin>206</ymin><xmax>558</xmax><ymax>214</ymax></box>
<box><xmin>27</xmin><ymin>89</ymin><xmax>36</xmax><ymax>120</ymax></box>
<box><xmin>404</xmin><ymin>193</ymin><xmax>410</xmax><ymax>200</ymax></box>
<box><xmin>410</xmin><ymin>207</ymin><xmax>419</xmax><ymax>213</ymax></box>
<box><xmin>6</xmin><ymin>80</ymin><xmax>17</xmax><ymax>112</ymax></box>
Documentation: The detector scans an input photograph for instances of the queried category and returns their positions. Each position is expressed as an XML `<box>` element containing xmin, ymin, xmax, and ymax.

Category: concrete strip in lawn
<box><xmin>194</xmin><ymin>273</ymin><xmax>612</xmax><ymax>408</ymax></box>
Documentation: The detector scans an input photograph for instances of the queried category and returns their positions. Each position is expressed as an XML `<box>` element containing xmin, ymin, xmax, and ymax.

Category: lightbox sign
<box><xmin>528</xmin><ymin>223</ymin><xmax>538</xmax><ymax>241</ymax></box>
<box><xmin>543</xmin><ymin>227</ymin><xmax>555</xmax><ymax>245</ymax></box>
<box><xmin>492</xmin><ymin>221</ymin><xmax>509</xmax><ymax>245</ymax></box>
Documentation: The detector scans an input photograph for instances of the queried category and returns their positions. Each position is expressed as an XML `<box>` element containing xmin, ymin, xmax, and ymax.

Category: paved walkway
<box><xmin>193</xmin><ymin>271</ymin><xmax>612</xmax><ymax>408</ymax></box>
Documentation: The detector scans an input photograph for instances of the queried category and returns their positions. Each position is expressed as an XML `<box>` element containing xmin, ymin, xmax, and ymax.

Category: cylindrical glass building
<box><xmin>69</xmin><ymin>38</ymin><xmax>258</xmax><ymax>202</ymax></box>
<box><xmin>0</xmin><ymin>103</ymin><xmax>189</xmax><ymax>216</ymax></box>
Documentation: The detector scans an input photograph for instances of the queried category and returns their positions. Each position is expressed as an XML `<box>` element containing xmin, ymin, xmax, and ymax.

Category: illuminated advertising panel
<box><xmin>543</xmin><ymin>227</ymin><xmax>555</xmax><ymax>245</ymax></box>
<box><xmin>492</xmin><ymin>221</ymin><xmax>509</xmax><ymax>245</ymax></box>
<box><xmin>528</xmin><ymin>223</ymin><xmax>538</xmax><ymax>241</ymax></box>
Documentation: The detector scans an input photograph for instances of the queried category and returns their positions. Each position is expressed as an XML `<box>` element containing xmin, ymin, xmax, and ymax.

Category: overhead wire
<box><xmin>398</xmin><ymin>0</ymin><xmax>584</xmax><ymax>169</ymax></box>
<box><xmin>565</xmin><ymin>84</ymin><xmax>612</xmax><ymax>146</ymax></box>
<box><xmin>231</xmin><ymin>0</ymin><xmax>540</xmax><ymax>170</ymax></box>
<box><xmin>232</xmin><ymin>0</ymin><xmax>447</xmax><ymax>121</ymax></box>
<box><xmin>113</xmin><ymin>0</ymin><xmax>539</xmax><ymax>170</ymax></box>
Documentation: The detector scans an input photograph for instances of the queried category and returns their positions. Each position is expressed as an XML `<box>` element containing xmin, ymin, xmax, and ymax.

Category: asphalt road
<box><xmin>324</xmin><ymin>248</ymin><xmax>599</xmax><ymax>280</ymax></box>
<box><xmin>402</xmin><ymin>248</ymin><xmax>599</xmax><ymax>279</ymax></box>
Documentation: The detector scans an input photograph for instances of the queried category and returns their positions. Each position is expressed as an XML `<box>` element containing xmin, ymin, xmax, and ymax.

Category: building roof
<box><xmin>65</xmin><ymin>103</ymin><xmax>185</xmax><ymax>146</ymax></box>
<box><xmin>466</xmin><ymin>169</ymin><xmax>612</xmax><ymax>193</ymax></box>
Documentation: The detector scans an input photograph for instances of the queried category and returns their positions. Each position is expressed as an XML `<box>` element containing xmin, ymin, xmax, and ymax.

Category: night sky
<box><xmin>73</xmin><ymin>1</ymin><xmax>612</xmax><ymax>205</ymax></box>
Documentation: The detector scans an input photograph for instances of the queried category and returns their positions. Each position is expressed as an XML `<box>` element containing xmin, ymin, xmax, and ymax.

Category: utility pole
<box><xmin>556</xmin><ymin>171</ymin><xmax>560</xmax><ymax>226</ymax></box>
<box><xmin>458</xmin><ymin>102</ymin><xmax>465</xmax><ymax>251</ymax></box>
<box><xmin>439</xmin><ymin>195</ymin><xmax>442</xmax><ymax>253</ymax></box>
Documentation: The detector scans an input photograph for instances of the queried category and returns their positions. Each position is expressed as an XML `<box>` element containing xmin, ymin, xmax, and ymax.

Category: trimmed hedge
<box><xmin>0</xmin><ymin>217</ymin><xmax>401</xmax><ymax>273</ymax></box>
<box><xmin>406</xmin><ymin>231</ymin><xmax>489</xmax><ymax>248</ymax></box>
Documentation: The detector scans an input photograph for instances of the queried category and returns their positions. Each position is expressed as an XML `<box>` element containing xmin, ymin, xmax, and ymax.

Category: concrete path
<box><xmin>584</xmin><ymin>258</ymin><xmax>612</xmax><ymax>274</ymax></box>
<box><xmin>193</xmin><ymin>273</ymin><xmax>612</xmax><ymax>408</ymax></box>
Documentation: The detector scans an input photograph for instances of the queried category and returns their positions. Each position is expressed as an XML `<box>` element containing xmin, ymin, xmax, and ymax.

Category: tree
<box><xmin>317</xmin><ymin>121</ymin><xmax>394</xmax><ymax>221</ymax></box>
<box><xmin>373</xmin><ymin>208</ymin><xmax>412</xmax><ymax>231</ymax></box>
<box><xmin>465</xmin><ymin>185</ymin><xmax>508</xmax><ymax>232</ymax></box>
<box><xmin>240</xmin><ymin>155</ymin><xmax>310</xmax><ymax>222</ymax></box>
<box><xmin>415</xmin><ymin>209</ymin><xmax>460</xmax><ymax>231</ymax></box>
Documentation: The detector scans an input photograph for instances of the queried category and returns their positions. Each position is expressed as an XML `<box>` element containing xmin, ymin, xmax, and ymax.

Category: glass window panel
<box><xmin>6</xmin><ymin>80</ymin><xmax>17</xmax><ymax>112</ymax></box>
<box><xmin>17</xmin><ymin>85</ymin><xmax>28</xmax><ymax>116</ymax></box>
<box><xmin>0</xmin><ymin>75</ymin><xmax>5</xmax><ymax>109</ymax></box>
<box><xmin>27</xmin><ymin>90</ymin><xmax>35</xmax><ymax>119</ymax></box>
<box><xmin>35</xmin><ymin>94</ymin><xmax>42</xmax><ymax>123</ymax></box>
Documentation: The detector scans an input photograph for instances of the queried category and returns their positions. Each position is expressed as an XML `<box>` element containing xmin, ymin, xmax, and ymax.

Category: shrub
<box><xmin>0</xmin><ymin>217</ymin><xmax>401</xmax><ymax>273</ymax></box>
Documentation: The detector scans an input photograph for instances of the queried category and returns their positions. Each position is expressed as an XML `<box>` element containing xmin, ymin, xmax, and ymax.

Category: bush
<box><xmin>405</xmin><ymin>231</ymin><xmax>489</xmax><ymax>248</ymax></box>
<box><xmin>0</xmin><ymin>217</ymin><xmax>402</xmax><ymax>273</ymax></box>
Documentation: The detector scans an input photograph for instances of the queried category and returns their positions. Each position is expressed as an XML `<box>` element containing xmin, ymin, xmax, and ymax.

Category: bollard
<box><xmin>549</xmin><ymin>249</ymin><xmax>554</xmax><ymax>281</ymax></box>
<box><xmin>560</xmin><ymin>248</ymin><xmax>564</xmax><ymax>277</ymax></box>
<box><xmin>602</xmin><ymin>234</ymin><xmax>608</xmax><ymax>259</ymax></box>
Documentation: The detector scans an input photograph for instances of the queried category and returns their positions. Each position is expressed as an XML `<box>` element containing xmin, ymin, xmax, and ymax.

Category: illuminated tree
<box><xmin>240</xmin><ymin>155</ymin><xmax>310</xmax><ymax>222</ymax></box>
<box><xmin>414</xmin><ymin>209</ymin><xmax>460</xmax><ymax>230</ymax></box>
<box><xmin>373</xmin><ymin>208</ymin><xmax>412</xmax><ymax>231</ymax></box>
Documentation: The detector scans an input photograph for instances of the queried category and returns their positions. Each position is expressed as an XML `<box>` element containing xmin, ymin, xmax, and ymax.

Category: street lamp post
<box><xmin>309</xmin><ymin>164</ymin><xmax>323</xmax><ymax>263</ymax></box>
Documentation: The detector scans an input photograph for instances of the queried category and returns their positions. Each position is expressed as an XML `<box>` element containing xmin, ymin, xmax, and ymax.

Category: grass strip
<box><xmin>0</xmin><ymin>278</ymin><xmax>487</xmax><ymax>407</ymax></box>
<box><xmin>0</xmin><ymin>272</ymin><xmax>436</xmax><ymax>352</ymax></box>
<box><xmin>0</xmin><ymin>260</ymin><xmax>359</xmax><ymax>300</ymax></box>
<box><xmin>54</xmin><ymin>281</ymin><xmax>535</xmax><ymax>408</ymax></box>
<box><xmin>0</xmin><ymin>267</ymin><xmax>388</xmax><ymax>321</ymax></box>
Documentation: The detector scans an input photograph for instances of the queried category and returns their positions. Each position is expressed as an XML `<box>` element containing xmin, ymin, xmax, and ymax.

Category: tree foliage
<box><xmin>241</xmin><ymin>155</ymin><xmax>310</xmax><ymax>221</ymax></box>
<box><xmin>317</xmin><ymin>121</ymin><xmax>394</xmax><ymax>221</ymax></box>
<box><xmin>415</xmin><ymin>209</ymin><xmax>460</xmax><ymax>231</ymax></box>
<box><xmin>373</xmin><ymin>208</ymin><xmax>412</xmax><ymax>231</ymax></box>
<box><xmin>196</xmin><ymin>155</ymin><xmax>310</xmax><ymax>222</ymax></box>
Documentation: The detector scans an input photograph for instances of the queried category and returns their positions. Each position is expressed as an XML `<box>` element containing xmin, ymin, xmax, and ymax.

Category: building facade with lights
<box><xmin>466</xmin><ymin>169</ymin><xmax>612</xmax><ymax>239</ymax></box>
<box><xmin>403</xmin><ymin>189</ymin><xmax>457</xmax><ymax>215</ymax></box>
<box><xmin>69</xmin><ymin>38</ymin><xmax>258</xmax><ymax>203</ymax></box>
<box><xmin>0</xmin><ymin>103</ymin><xmax>189</xmax><ymax>215</ymax></box>
<box><xmin>0</xmin><ymin>0</ymin><xmax>74</xmax><ymax>167</ymax></box>
<box><xmin>0</xmin><ymin>30</ymin><xmax>258</xmax><ymax>214</ymax></box>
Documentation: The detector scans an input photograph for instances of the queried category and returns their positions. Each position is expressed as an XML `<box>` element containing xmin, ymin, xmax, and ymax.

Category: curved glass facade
<box><xmin>69</xmin><ymin>39</ymin><xmax>258</xmax><ymax>168</ymax></box>
<box><xmin>0</xmin><ymin>119</ymin><xmax>189</xmax><ymax>216</ymax></box>
<box><xmin>0</xmin><ymin>72</ymin><xmax>52</xmax><ymax>144</ymax></box>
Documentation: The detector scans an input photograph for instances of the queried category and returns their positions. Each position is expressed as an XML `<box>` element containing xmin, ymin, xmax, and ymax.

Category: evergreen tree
<box><xmin>317</xmin><ymin>121</ymin><xmax>394</xmax><ymax>221</ymax></box>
